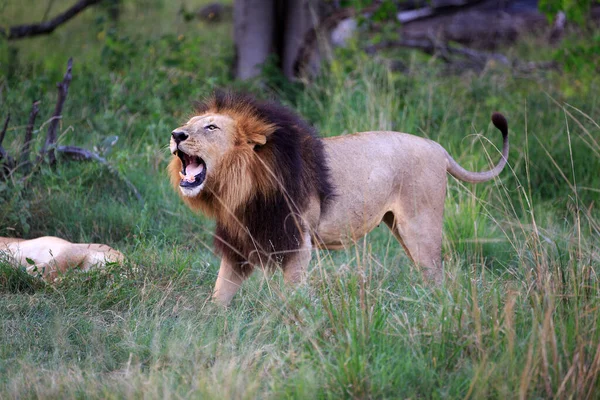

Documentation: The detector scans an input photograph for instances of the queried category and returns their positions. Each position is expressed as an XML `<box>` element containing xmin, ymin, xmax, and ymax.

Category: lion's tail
<box><xmin>446</xmin><ymin>112</ymin><xmax>509</xmax><ymax>183</ymax></box>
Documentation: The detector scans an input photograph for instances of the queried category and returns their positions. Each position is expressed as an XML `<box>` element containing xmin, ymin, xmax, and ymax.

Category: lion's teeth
<box><xmin>179</xmin><ymin>171</ymin><xmax>196</xmax><ymax>183</ymax></box>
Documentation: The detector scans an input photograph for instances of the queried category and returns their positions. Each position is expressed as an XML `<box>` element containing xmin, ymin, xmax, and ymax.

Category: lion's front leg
<box><xmin>282</xmin><ymin>231</ymin><xmax>313</xmax><ymax>285</ymax></box>
<box><xmin>212</xmin><ymin>257</ymin><xmax>253</xmax><ymax>306</ymax></box>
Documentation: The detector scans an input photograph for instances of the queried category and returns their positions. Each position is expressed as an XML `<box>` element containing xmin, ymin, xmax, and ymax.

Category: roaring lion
<box><xmin>0</xmin><ymin>236</ymin><xmax>124</xmax><ymax>281</ymax></box>
<box><xmin>169</xmin><ymin>92</ymin><xmax>508</xmax><ymax>305</ymax></box>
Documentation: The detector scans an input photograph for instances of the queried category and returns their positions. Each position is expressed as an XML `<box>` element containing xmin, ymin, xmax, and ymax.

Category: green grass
<box><xmin>1</xmin><ymin>1</ymin><xmax>600</xmax><ymax>398</ymax></box>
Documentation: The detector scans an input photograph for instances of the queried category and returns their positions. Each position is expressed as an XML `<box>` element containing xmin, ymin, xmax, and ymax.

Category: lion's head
<box><xmin>169</xmin><ymin>91</ymin><xmax>333</xmax><ymax>264</ymax></box>
<box><xmin>168</xmin><ymin>92</ymin><xmax>286</xmax><ymax>215</ymax></box>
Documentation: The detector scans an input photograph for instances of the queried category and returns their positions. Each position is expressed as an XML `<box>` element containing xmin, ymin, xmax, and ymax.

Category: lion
<box><xmin>0</xmin><ymin>236</ymin><xmax>124</xmax><ymax>281</ymax></box>
<box><xmin>169</xmin><ymin>92</ymin><xmax>509</xmax><ymax>305</ymax></box>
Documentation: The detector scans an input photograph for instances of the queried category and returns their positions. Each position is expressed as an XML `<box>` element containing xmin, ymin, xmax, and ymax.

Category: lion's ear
<box><xmin>248</xmin><ymin>134</ymin><xmax>267</xmax><ymax>147</ymax></box>
<box><xmin>239</xmin><ymin>119</ymin><xmax>275</xmax><ymax>148</ymax></box>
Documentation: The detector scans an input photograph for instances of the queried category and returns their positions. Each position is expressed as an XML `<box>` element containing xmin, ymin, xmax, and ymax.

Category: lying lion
<box><xmin>0</xmin><ymin>236</ymin><xmax>124</xmax><ymax>281</ymax></box>
<box><xmin>169</xmin><ymin>92</ymin><xmax>509</xmax><ymax>305</ymax></box>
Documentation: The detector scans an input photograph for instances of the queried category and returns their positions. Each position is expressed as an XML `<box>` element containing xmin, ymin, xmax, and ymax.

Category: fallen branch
<box><xmin>40</xmin><ymin>58</ymin><xmax>73</xmax><ymax>165</ymax></box>
<box><xmin>0</xmin><ymin>57</ymin><xmax>142</xmax><ymax>204</ymax></box>
<box><xmin>20</xmin><ymin>101</ymin><xmax>40</xmax><ymax>172</ymax></box>
<box><xmin>2</xmin><ymin>0</ymin><xmax>104</xmax><ymax>40</ymax></box>
<box><xmin>57</xmin><ymin>145</ymin><xmax>144</xmax><ymax>204</ymax></box>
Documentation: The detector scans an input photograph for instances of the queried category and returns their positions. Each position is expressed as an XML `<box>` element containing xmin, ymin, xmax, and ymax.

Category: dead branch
<box><xmin>0</xmin><ymin>114</ymin><xmax>11</xmax><ymax>159</ymax></box>
<box><xmin>2</xmin><ymin>0</ymin><xmax>104</xmax><ymax>40</ymax></box>
<box><xmin>20</xmin><ymin>101</ymin><xmax>41</xmax><ymax>172</ymax></box>
<box><xmin>57</xmin><ymin>145</ymin><xmax>144</xmax><ymax>204</ymax></box>
<box><xmin>0</xmin><ymin>114</ymin><xmax>9</xmax><ymax>149</ymax></box>
<box><xmin>41</xmin><ymin>58</ymin><xmax>73</xmax><ymax>166</ymax></box>
<box><xmin>0</xmin><ymin>114</ymin><xmax>14</xmax><ymax>173</ymax></box>
<box><xmin>0</xmin><ymin>58</ymin><xmax>141</xmax><ymax>202</ymax></box>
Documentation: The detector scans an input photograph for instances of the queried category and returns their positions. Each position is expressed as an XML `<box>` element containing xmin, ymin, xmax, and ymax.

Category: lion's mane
<box><xmin>174</xmin><ymin>92</ymin><xmax>334</xmax><ymax>267</ymax></box>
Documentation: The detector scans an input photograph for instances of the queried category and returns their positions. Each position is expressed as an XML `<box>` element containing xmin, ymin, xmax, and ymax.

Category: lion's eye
<box><xmin>204</xmin><ymin>124</ymin><xmax>218</xmax><ymax>131</ymax></box>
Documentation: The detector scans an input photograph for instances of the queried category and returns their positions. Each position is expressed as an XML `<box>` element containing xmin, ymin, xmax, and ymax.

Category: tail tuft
<box><xmin>491</xmin><ymin>112</ymin><xmax>508</xmax><ymax>137</ymax></box>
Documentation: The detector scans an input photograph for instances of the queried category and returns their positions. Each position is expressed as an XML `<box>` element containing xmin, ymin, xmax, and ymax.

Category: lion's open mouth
<box><xmin>176</xmin><ymin>150</ymin><xmax>206</xmax><ymax>188</ymax></box>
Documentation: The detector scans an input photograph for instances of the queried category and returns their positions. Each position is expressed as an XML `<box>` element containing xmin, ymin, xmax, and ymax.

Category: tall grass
<box><xmin>1</xmin><ymin>2</ymin><xmax>600</xmax><ymax>398</ymax></box>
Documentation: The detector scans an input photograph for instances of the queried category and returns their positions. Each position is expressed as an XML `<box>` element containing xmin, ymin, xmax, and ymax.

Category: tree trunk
<box><xmin>282</xmin><ymin>0</ymin><xmax>318</xmax><ymax>79</ymax></box>
<box><xmin>233</xmin><ymin>0</ymin><xmax>275</xmax><ymax>80</ymax></box>
<box><xmin>233</xmin><ymin>0</ymin><xmax>324</xmax><ymax>80</ymax></box>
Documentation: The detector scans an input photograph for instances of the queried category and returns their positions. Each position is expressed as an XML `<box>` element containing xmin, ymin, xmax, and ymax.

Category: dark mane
<box><xmin>196</xmin><ymin>91</ymin><xmax>334</xmax><ymax>266</ymax></box>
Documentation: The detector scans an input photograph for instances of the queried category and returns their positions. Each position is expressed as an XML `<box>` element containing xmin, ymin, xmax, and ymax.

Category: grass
<box><xmin>1</xmin><ymin>1</ymin><xmax>600</xmax><ymax>398</ymax></box>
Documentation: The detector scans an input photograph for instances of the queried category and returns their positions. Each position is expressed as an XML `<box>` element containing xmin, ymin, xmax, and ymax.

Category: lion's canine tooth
<box><xmin>179</xmin><ymin>171</ymin><xmax>196</xmax><ymax>183</ymax></box>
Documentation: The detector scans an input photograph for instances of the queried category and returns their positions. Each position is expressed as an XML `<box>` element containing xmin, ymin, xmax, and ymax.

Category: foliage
<box><xmin>552</xmin><ymin>32</ymin><xmax>600</xmax><ymax>96</ymax></box>
<box><xmin>539</xmin><ymin>0</ymin><xmax>593</xmax><ymax>25</ymax></box>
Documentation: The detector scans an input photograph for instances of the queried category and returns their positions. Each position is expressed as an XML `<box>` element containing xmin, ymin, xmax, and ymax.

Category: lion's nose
<box><xmin>172</xmin><ymin>130</ymin><xmax>189</xmax><ymax>144</ymax></box>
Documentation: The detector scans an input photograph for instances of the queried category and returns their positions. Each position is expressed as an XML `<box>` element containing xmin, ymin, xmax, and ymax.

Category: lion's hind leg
<box><xmin>384</xmin><ymin>208</ymin><xmax>444</xmax><ymax>284</ymax></box>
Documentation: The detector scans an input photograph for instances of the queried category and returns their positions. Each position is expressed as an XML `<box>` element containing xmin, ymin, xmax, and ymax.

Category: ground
<box><xmin>1</xmin><ymin>0</ymin><xmax>600</xmax><ymax>398</ymax></box>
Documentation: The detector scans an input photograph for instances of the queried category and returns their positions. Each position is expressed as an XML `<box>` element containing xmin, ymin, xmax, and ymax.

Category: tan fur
<box><xmin>170</xmin><ymin>104</ymin><xmax>508</xmax><ymax>305</ymax></box>
<box><xmin>0</xmin><ymin>236</ymin><xmax>124</xmax><ymax>281</ymax></box>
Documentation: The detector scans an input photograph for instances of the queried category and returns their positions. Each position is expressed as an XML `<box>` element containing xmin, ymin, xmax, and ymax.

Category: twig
<box><xmin>57</xmin><ymin>145</ymin><xmax>144</xmax><ymax>204</ymax></box>
<box><xmin>20</xmin><ymin>101</ymin><xmax>40</xmax><ymax>172</ymax></box>
<box><xmin>41</xmin><ymin>58</ymin><xmax>73</xmax><ymax>165</ymax></box>
<box><xmin>41</xmin><ymin>0</ymin><xmax>57</xmax><ymax>22</ymax></box>
<box><xmin>2</xmin><ymin>0</ymin><xmax>104</xmax><ymax>40</ymax></box>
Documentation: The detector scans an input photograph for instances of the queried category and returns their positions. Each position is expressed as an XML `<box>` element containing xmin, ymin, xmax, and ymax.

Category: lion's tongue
<box><xmin>184</xmin><ymin>162</ymin><xmax>204</xmax><ymax>178</ymax></box>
